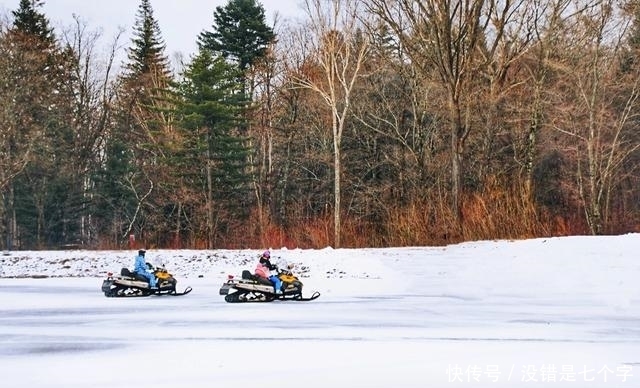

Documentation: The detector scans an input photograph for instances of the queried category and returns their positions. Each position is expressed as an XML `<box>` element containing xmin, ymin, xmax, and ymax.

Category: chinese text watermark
<box><xmin>446</xmin><ymin>364</ymin><xmax>633</xmax><ymax>383</ymax></box>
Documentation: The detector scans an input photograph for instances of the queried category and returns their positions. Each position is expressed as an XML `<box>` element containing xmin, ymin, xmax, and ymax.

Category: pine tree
<box><xmin>176</xmin><ymin>49</ymin><xmax>252</xmax><ymax>248</ymax></box>
<box><xmin>95</xmin><ymin>0</ymin><xmax>175</xmax><ymax>246</ymax></box>
<box><xmin>197</xmin><ymin>0</ymin><xmax>276</xmax><ymax>243</ymax></box>
<box><xmin>122</xmin><ymin>0</ymin><xmax>171</xmax><ymax>82</ymax></box>
<box><xmin>0</xmin><ymin>0</ymin><xmax>82</xmax><ymax>248</ymax></box>
<box><xmin>198</xmin><ymin>0</ymin><xmax>275</xmax><ymax>72</ymax></box>
<box><xmin>11</xmin><ymin>0</ymin><xmax>55</xmax><ymax>44</ymax></box>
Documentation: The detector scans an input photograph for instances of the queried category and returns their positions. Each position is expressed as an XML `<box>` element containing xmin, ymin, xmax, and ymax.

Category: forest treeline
<box><xmin>0</xmin><ymin>0</ymin><xmax>638</xmax><ymax>250</ymax></box>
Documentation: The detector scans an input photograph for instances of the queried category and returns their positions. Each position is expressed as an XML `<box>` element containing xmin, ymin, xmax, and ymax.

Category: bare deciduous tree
<box><xmin>365</xmin><ymin>0</ymin><xmax>487</xmax><ymax>232</ymax></box>
<box><xmin>291</xmin><ymin>0</ymin><xmax>371</xmax><ymax>247</ymax></box>
<box><xmin>60</xmin><ymin>15</ymin><xmax>122</xmax><ymax>244</ymax></box>
<box><xmin>551</xmin><ymin>0</ymin><xmax>640</xmax><ymax>234</ymax></box>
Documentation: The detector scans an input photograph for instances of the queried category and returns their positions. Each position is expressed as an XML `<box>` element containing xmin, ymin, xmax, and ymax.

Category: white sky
<box><xmin>0</xmin><ymin>0</ymin><xmax>304</xmax><ymax>59</ymax></box>
<box><xmin>0</xmin><ymin>234</ymin><xmax>639</xmax><ymax>387</ymax></box>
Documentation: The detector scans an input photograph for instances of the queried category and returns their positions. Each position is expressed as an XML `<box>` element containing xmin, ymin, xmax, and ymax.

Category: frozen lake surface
<box><xmin>0</xmin><ymin>235</ymin><xmax>639</xmax><ymax>387</ymax></box>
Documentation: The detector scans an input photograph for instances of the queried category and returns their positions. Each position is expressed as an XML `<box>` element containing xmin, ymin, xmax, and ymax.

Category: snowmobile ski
<box><xmin>170</xmin><ymin>286</ymin><xmax>193</xmax><ymax>296</ymax></box>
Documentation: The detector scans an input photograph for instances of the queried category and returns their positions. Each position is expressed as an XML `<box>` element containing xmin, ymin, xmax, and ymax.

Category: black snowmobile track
<box><xmin>224</xmin><ymin>290</ymin><xmax>320</xmax><ymax>303</ymax></box>
<box><xmin>104</xmin><ymin>285</ymin><xmax>192</xmax><ymax>297</ymax></box>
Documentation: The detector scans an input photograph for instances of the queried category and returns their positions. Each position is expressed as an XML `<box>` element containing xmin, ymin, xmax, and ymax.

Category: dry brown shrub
<box><xmin>383</xmin><ymin>195</ymin><xmax>460</xmax><ymax>247</ymax></box>
<box><xmin>461</xmin><ymin>179</ymin><xmax>542</xmax><ymax>241</ymax></box>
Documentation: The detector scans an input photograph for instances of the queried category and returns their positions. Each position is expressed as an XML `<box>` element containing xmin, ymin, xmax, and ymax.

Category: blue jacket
<box><xmin>134</xmin><ymin>254</ymin><xmax>148</xmax><ymax>273</ymax></box>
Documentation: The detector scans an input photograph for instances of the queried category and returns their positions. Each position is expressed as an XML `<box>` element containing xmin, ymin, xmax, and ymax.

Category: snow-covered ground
<box><xmin>0</xmin><ymin>234</ymin><xmax>639</xmax><ymax>387</ymax></box>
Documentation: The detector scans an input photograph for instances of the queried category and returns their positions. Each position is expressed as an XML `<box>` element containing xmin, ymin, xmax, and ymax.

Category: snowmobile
<box><xmin>219</xmin><ymin>266</ymin><xmax>320</xmax><ymax>303</ymax></box>
<box><xmin>102</xmin><ymin>263</ymin><xmax>192</xmax><ymax>297</ymax></box>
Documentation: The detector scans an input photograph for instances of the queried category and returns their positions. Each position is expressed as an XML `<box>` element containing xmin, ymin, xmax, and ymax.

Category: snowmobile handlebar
<box><xmin>277</xmin><ymin>267</ymin><xmax>294</xmax><ymax>276</ymax></box>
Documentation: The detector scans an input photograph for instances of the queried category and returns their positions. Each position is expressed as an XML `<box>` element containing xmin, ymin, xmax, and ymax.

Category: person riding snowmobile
<box><xmin>254</xmin><ymin>250</ymin><xmax>283</xmax><ymax>294</ymax></box>
<box><xmin>134</xmin><ymin>250</ymin><xmax>158</xmax><ymax>289</ymax></box>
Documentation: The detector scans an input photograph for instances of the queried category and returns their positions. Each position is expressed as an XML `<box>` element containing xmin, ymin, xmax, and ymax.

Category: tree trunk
<box><xmin>449</xmin><ymin>95</ymin><xmax>464</xmax><ymax>231</ymax></box>
<box><xmin>206</xmin><ymin>140</ymin><xmax>214</xmax><ymax>249</ymax></box>
<box><xmin>8</xmin><ymin>186</ymin><xmax>16</xmax><ymax>250</ymax></box>
<box><xmin>334</xmin><ymin>135</ymin><xmax>342</xmax><ymax>248</ymax></box>
<box><xmin>175</xmin><ymin>201</ymin><xmax>182</xmax><ymax>248</ymax></box>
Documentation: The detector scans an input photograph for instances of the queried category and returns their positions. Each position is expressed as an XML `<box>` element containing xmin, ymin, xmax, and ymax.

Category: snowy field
<box><xmin>0</xmin><ymin>234</ymin><xmax>639</xmax><ymax>387</ymax></box>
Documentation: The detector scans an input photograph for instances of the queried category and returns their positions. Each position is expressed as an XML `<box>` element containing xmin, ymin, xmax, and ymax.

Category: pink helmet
<box><xmin>262</xmin><ymin>250</ymin><xmax>271</xmax><ymax>258</ymax></box>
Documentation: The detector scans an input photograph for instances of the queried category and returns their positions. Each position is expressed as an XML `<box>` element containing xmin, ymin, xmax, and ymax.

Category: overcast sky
<box><xmin>1</xmin><ymin>0</ymin><xmax>304</xmax><ymax>60</ymax></box>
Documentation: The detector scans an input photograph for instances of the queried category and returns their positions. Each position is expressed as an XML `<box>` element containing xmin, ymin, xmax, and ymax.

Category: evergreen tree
<box><xmin>198</xmin><ymin>0</ymin><xmax>276</xmax><ymax>243</ymax></box>
<box><xmin>95</xmin><ymin>0</ymin><xmax>175</xmax><ymax>247</ymax></box>
<box><xmin>122</xmin><ymin>0</ymin><xmax>171</xmax><ymax>81</ymax></box>
<box><xmin>176</xmin><ymin>49</ymin><xmax>252</xmax><ymax>247</ymax></box>
<box><xmin>198</xmin><ymin>0</ymin><xmax>275</xmax><ymax>72</ymax></box>
<box><xmin>11</xmin><ymin>0</ymin><xmax>55</xmax><ymax>44</ymax></box>
<box><xmin>0</xmin><ymin>0</ymin><xmax>82</xmax><ymax>248</ymax></box>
